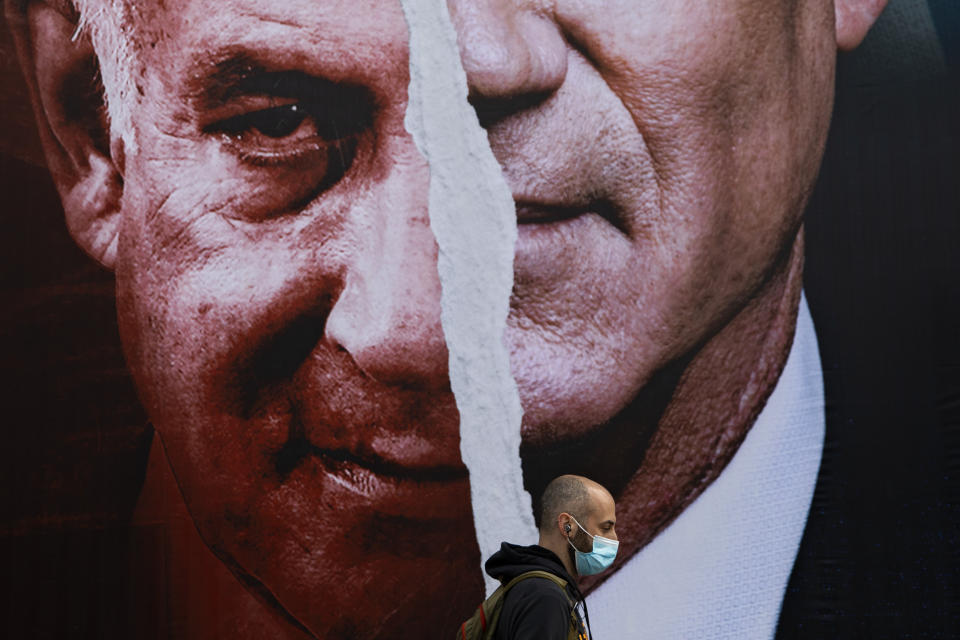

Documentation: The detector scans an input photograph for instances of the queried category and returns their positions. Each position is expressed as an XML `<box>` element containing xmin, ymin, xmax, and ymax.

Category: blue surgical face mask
<box><xmin>567</xmin><ymin>516</ymin><xmax>619</xmax><ymax>576</ymax></box>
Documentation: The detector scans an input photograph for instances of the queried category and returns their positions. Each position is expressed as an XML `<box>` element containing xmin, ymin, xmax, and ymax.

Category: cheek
<box><xmin>115</xmin><ymin>237</ymin><xmax>281</xmax><ymax>491</ymax></box>
<box><xmin>114</xmin><ymin>162</ymin><xmax>312</xmax><ymax>470</ymax></box>
<box><xmin>506</xmin><ymin>3</ymin><xmax>833</xmax><ymax>436</ymax></box>
<box><xmin>506</xmin><ymin>216</ymin><xmax>685</xmax><ymax>441</ymax></box>
<box><xmin>559</xmin><ymin>0</ymin><xmax>834</xmax><ymax>227</ymax></box>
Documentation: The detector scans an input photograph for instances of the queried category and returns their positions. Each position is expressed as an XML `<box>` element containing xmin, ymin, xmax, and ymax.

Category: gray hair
<box><xmin>73</xmin><ymin>0</ymin><xmax>139</xmax><ymax>148</ymax></box>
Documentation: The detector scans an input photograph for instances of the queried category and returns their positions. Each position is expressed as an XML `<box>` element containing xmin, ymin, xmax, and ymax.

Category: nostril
<box><xmin>324</xmin><ymin>278</ymin><xmax>450</xmax><ymax>392</ymax></box>
<box><xmin>345</xmin><ymin>332</ymin><xmax>451</xmax><ymax>392</ymax></box>
<box><xmin>454</xmin><ymin>6</ymin><xmax>568</xmax><ymax>120</ymax></box>
<box><xmin>469</xmin><ymin>90</ymin><xmax>554</xmax><ymax>128</ymax></box>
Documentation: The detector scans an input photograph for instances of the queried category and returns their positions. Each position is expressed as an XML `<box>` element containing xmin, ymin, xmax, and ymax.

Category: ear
<box><xmin>558</xmin><ymin>513</ymin><xmax>573</xmax><ymax>537</ymax></box>
<box><xmin>7</xmin><ymin>0</ymin><xmax>123</xmax><ymax>268</ymax></box>
<box><xmin>834</xmin><ymin>0</ymin><xmax>888</xmax><ymax>51</ymax></box>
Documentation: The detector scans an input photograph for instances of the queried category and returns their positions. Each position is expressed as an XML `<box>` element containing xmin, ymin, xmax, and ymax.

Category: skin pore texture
<box><xmin>449</xmin><ymin>0</ymin><xmax>828</xmax><ymax>591</ymax></box>
<box><xmin>9</xmin><ymin>0</ymin><xmax>886</xmax><ymax>637</ymax></box>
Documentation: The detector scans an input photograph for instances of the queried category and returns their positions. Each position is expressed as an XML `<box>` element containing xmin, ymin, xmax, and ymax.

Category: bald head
<box><xmin>537</xmin><ymin>475</ymin><xmax>618</xmax><ymax>578</ymax></box>
<box><xmin>538</xmin><ymin>474</ymin><xmax>610</xmax><ymax>531</ymax></box>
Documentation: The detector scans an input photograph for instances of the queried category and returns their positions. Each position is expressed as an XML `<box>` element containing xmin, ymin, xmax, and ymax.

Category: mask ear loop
<box><xmin>565</xmin><ymin>521</ymin><xmax>583</xmax><ymax>556</ymax></box>
<box><xmin>570</xmin><ymin>516</ymin><xmax>594</xmax><ymax>540</ymax></box>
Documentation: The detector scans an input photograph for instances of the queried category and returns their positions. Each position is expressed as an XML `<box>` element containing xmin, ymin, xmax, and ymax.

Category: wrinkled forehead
<box><xmin>76</xmin><ymin>0</ymin><xmax>809</xmax><ymax>56</ymax></box>
<box><xmin>76</xmin><ymin>0</ymin><xmax>407</xmax><ymax>47</ymax></box>
<box><xmin>74</xmin><ymin>0</ymin><xmax>821</xmax><ymax>143</ymax></box>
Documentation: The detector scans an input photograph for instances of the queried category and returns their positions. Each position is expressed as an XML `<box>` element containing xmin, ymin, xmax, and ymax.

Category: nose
<box><xmin>448</xmin><ymin>0</ymin><xmax>568</xmax><ymax>124</ymax></box>
<box><xmin>324</xmin><ymin>192</ymin><xmax>449</xmax><ymax>391</ymax></box>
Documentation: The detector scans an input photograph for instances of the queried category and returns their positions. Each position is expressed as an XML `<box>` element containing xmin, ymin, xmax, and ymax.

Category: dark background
<box><xmin>2</xmin><ymin>2</ymin><xmax>959</xmax><ymax>638</ymax></box>
<box><xmin>780</xmin><ymin>2</ymin><xmax>960</xmax><ymax>637</ymax></box>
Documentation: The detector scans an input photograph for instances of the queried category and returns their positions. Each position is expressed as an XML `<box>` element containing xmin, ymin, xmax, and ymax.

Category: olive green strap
<box><xmin>502</xmin><ymin>570</ymin><xmax>568</xmax><ymax>593</ymax></box>
<box><xmin>502</xmin><ymin>571</ymin><xmax>582</xmax><ymax>639</ymax></box>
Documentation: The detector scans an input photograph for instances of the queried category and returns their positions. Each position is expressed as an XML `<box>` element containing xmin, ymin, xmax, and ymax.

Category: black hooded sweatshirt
<box><xmin>484</xmin><ymin>542</ymin><xmax>590</xmax><ymax>640</ymax></box>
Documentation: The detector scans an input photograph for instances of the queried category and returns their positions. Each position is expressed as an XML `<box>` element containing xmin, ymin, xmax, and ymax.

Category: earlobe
<box><xmin>8</xmin><ymin>0</ymin><xmax>123</xmax><ymax>268</ymax></box>
<box><xmin>835</xmin><ymin>0</ymin><xmax>888</xmax><ymax>51</ymax></box>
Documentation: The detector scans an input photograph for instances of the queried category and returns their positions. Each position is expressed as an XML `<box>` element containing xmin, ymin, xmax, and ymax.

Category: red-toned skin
<box><xmin>9</xmin><ymin>0</ymin><xmax>885</xmax><ymax>637</ymax></box>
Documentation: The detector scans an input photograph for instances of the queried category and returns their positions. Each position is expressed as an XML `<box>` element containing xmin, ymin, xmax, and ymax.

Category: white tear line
<box><xmin>399</xmin><ymin>0</ymin><xmax>538</xmax><ymax>596</ymax></box>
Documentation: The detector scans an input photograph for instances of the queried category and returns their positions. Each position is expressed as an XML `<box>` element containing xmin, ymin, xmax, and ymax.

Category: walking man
<box><xmin>485</xmin><ymin>475</ymin><xmax>618</xmax><ymax>639</ymax></box>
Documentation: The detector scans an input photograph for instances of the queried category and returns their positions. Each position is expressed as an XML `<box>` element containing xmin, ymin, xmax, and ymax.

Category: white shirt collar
<box><xmin>588</xmin><ymin>293</ymin><xmax>825</xmax><ymax>639</ymax></box>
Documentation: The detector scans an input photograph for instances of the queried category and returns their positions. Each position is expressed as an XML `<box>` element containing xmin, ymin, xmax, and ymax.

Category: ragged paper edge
<box><xmin>399</xmin><ymin>0</ymin><xmax>539</xmax><ymax>596</ymax></box>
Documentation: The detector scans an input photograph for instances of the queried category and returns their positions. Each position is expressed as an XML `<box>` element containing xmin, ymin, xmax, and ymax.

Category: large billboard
<box><xmin>1</xmin><ymin>0</ymin><xmax>957</xmax><ymax>638</ymax></box>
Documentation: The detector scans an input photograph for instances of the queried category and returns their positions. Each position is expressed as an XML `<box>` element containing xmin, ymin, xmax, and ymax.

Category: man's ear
<box><xmin>7</xmin><ymin>0</ymin><xmax>123</xmax><ymax>269</ymax></box>
<box><xmin>834</xmin><ymin>0</ymin><xmax>888</xmax><ymax>51</ymax></box>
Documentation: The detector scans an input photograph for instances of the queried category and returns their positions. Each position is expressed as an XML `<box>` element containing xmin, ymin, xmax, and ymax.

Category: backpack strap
<box><xmin>502</xmin><ymin>571</ymin><xmax>582</xmax><ymax>640</ymax></box>
<box><xmin>502</xmin><ymin>570</ymin><xmax>569</xmax><ymax>593</ymax></box>
<box><xmin>457</xmin><ymin>571</ymin><xmax>579</xmax><ymax>640</ymax></box>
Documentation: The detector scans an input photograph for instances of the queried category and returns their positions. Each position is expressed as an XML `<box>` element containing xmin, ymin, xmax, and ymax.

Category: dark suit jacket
<box><xmin>777</xmin><ymin>4</ymin><xmax>960</xmax><ymax>637</ymax></box>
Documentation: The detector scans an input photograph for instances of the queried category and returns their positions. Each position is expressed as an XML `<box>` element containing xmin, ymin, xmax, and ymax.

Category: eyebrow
<box><xmin>184</xmin><ymin>52</ymin><xmax>376</xmax><ymax>122</ymax></box>
<box><xmin>186</xmin><ymin>53</ymin><xmax>311</xmax><ymax>110</ymax></box>
<box><xmin>203</xmin><ymin>55</ymin><xmax>266</xmax><ymax>96</ymax></box>
<box><xmin>185</xmin><ymin>52</ymin><xmax>343</xmax><ymax>106</ymax></box>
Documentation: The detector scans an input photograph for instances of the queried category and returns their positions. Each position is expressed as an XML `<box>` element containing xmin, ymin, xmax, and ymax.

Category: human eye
<box><xmin>203</xmin><ymin>71</ymin><xmax>375</xmax><ymax>195</ymax></box>
<box><xmin>219</xmin><ymin>103</ymin><xmax>319</xmax><ymax>152</ymax></box>
<box><xmin>214</xmin><ymin>101</ymin><xmax>356</xmax><ymax>169</ymax></box>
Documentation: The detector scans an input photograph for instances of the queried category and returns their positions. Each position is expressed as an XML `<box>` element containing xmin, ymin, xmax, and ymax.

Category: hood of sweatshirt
<box><xmin>484</xmin><ymin>542</ymin><xmax>583</xmax><ymax>601</ymax></box>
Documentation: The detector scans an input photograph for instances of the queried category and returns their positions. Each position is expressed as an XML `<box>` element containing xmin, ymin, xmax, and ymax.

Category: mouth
<box><xmin>515</xmin><ymin>198</ymin><xmax>627</xmax><ymax>235</ymax></box>
<box><xmin>273</xmin><ymin>436</ymin><xmax>467</xmax><ymax>485</ymax></box>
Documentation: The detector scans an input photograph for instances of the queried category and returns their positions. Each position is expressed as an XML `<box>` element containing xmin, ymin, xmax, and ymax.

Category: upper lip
<box><xmin>515</xmin><ymin>200</ymin><xmax>590</xmax><ymax>224</ymax></box>
<box><xmin>279</xmin><ymin>396</ymin><xmax>467</xmax><ymax>482</ymax></box>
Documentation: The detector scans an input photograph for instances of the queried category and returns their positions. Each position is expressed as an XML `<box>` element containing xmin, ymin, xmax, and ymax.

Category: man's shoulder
<box><xmin>497</xmin><ymin>574</ymin><xmax>574</xmax><ymax>640</ymax></box>
<box><xmin>506</xmin><ymin>574</ymin><xmax>571</xmax><ymax>601</ymax></box>
<box><xmin>502</xmin><ymin>574</ymin><xmax>573</xmax><ymax>616</ymax></box>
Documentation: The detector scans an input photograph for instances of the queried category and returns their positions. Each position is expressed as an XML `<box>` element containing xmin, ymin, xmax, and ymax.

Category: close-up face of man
<box><xmin>8</xmin><ymin>0</ymin><xmax>886</xmax><ymax>637</ymax></box>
